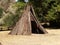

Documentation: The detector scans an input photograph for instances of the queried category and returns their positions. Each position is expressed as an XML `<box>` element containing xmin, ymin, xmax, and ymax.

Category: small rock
<box><xmin>0</xmin><ymin>43</ymin><xmax>2</xmax><ymax>45</ymax></box>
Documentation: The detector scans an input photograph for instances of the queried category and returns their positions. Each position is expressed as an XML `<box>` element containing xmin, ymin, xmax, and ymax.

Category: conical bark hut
<box><xmin>10</xmin><ymin>5</ymin><xmax>48</xmax><ymax>35</ymax></box>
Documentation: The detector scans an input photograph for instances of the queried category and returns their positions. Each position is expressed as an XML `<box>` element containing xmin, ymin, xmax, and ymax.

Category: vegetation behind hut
<box><xmin>0</xmin><ymin>0</ymin><xmax>60</xmax><ymax>30</ymax></box>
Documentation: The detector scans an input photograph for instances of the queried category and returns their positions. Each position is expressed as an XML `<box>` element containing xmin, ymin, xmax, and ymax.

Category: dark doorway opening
<box><xmin>31</xmin><ymin>21</ymin><xmax>44</xmax><ymax>34</ymax></box>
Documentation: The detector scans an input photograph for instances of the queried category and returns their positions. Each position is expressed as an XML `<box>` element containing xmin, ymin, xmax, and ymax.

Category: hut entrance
<box><xmin>31</xmin><ymin>21</ymin><xmax>45</xmax><ymax>34</ymax></box>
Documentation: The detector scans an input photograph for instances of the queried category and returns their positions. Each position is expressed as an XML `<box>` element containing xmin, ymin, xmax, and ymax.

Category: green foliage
<box><xmin>18</xmin><ymin>0</ymin><xmax>25</xmax><ymax>2</ymax></box>
<box><xmin>12</xmin><ymin>2</ymin><xmax>25</xmax><ymax>8</ymax></box>
<box><xmin>0</xmin><ymin>7</ymin><xmax>3</xmax><ymax>18</ymax></box>
<box><xmin>45</xmin><ymin>0</ymin><xmax>60</xmax><ymax>22</ymax></box>
<box><xmin>45</xmin><ymin>6</ymin><xmax>56</xmax><ymax>21</ymax></box>
<box><xmin>3</xmin><ymin>13</ymin><xmax>19</xmax><ymax>27</ymax></box>
<box><xmin>29</xmin><ymin>0</ymin><xmax>60</xmax><ymax>22</ymax></box>
<box><xmin>3</xmin><ymin>2</ymin><xmax>26</xmax><ymax>27</ymax></box>
<box><xmin>15</xmin><ymin>2</ymin><xmax>26</xmax><ymax>13</ymax></box>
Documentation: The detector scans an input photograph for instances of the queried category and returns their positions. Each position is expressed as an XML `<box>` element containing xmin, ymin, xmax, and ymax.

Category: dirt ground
<box><xmin>0</xmin><ymin>29</ymin><xmax>60</xmax><ymax>45</ymax></box>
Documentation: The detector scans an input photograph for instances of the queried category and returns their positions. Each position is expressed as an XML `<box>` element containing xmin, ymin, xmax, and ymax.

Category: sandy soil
<box><xmin>0</xmin><ymin>29</ymin><xmax>60</xmax><ymax>45</ymax></box>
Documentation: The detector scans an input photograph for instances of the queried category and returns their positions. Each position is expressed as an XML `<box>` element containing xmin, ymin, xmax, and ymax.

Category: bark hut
<box><xmin>10</xmin><ymin>5</ymin><xmax>48</xmax><ymax>35</ymax></box>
